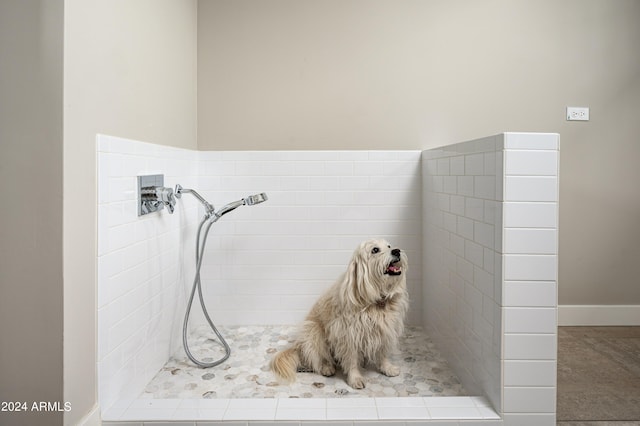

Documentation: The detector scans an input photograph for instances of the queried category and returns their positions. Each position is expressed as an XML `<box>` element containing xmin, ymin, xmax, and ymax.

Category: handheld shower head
<box><xmin>245</xmin><ymin>193</ymin><xmax>268</xmax><ymax>206</ymax></box>
<box><xmin>172</xmin><ymin>184</ymin><xmax>268</xmax><ymax>219</ymax></box>
<box><xmin>216</xmin><ymin>192</ymin><xmax>269</xmax><ymax>218</ymax></box>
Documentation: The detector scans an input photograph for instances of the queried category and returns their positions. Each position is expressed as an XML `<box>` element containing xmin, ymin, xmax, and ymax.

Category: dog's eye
<box><xmin>388</xmin><ymin>245</ymin><xmax>391</xmax><ymax>248</ymax></box>
<box><xmin>371</xmin><ymin>247</ymin><xmax>380</xmax><ymax>254</ymax></box>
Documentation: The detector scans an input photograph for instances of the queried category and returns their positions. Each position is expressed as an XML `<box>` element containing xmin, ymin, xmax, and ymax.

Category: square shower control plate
<box><xmin>138</xmin><ymin>174</ymin><xmax>165</xmax><ymax>216</ymax></box>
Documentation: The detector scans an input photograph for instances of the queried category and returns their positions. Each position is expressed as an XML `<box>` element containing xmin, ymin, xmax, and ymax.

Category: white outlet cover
<box><xmin>567</xmin><ymin>107</ymin><xmax>589</xmax><ymax>121</ymax></box>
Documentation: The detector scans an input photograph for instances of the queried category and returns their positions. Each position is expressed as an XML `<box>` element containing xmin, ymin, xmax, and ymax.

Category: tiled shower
<box><xmin>97</xmin><ymin>132</ymin><xmax>559</xmax><ymax>425</ymax></box>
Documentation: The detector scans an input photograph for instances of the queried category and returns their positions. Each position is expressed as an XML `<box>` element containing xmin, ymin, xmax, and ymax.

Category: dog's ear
<box><xmin>343</xmin><ymin>249</ymin><xmax>377</xmax><ymax>308</ymax></box>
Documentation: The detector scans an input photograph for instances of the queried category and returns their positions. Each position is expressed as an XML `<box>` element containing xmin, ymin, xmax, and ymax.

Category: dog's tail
<box><xmin>271</xmin><ymin>347</ymin><xmax>300</xmax><ymax>383</ymax></box>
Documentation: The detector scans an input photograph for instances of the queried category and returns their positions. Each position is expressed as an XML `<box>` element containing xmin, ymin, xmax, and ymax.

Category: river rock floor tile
<box><xmin>141</xmin><ymin>325</ymin><xmax>466</xmax><ymax>399</ymax></box>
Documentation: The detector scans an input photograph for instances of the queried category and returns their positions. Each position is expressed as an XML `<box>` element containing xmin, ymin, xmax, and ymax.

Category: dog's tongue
<box><xmin>387</xmin><ymin>265</ymin><xmax>401</xmax><ymax>273</ymax></box>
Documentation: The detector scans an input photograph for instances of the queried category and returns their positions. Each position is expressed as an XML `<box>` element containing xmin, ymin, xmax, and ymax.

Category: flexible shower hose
<box><xmin>182</xmin><ymin>213</ymin><xmax>231</xmax><ymax>368</ymax></box>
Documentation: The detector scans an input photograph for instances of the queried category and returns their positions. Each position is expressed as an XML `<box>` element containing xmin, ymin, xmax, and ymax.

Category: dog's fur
<box><xmin>271</xmin><ymin>238</ymin><xmax>408</xmax><ymax>389</ymax></box>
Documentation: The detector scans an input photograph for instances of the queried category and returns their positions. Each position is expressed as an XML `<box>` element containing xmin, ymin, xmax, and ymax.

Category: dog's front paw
<box><xmin>320</xmin><ymin>362</ymin><xmax>336</xmax><ymax>377</ymax></box>
<box><xmin>347</xmin><ymin>374</ymin><xmax>366</xmax><ymax>389</ymax></box>
<box><xmin>381</xmin><ymin>364</ymin><xmax>400</xmax><ymax>377</ymax></box>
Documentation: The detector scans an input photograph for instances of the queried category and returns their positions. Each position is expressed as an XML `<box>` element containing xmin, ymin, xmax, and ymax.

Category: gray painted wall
<box><xmin>0</xmin><ymin>1</ymin><xmax>64</xmax><ymax>425</ymax></box>
<box><xmin>198</xmin><ymin>0</ymin><xmax>640</xmax><ymax>306</ymax></box>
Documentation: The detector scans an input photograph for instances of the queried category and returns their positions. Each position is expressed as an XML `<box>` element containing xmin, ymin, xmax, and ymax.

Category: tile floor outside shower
<box><xmin>557</xmin><ymin>326</ymin><xmax>640</xmax><ymax>425</ymax></box>
<box><xmin>141</xmin><ymin>325</ymin><xmax>466</xmax><ymax>400</ymax></box>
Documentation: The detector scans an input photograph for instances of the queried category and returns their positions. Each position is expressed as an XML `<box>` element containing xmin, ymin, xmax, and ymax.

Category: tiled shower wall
<box><xmin>195</xmin><ymin>150</ymin><xmax>423</xmax><ymax>325</ymax></box>
<box><xmin>97</xmin><ymin>135</ymin><xmax>200</xmax><ymax>411</ymax></box>
<box><xmin>97</xmin><ymin>135</ymin><xmax>197</xmax><ymax>409</ymax></box>
<box><xmin>422</xmin><ymin>132</ymin><xmax>559</xmax><ymax>425</ymax></box>
<box><xmin>97</xmin><ymin>135</ymin><xmax>423</xmax><ymax>412</ymax></box>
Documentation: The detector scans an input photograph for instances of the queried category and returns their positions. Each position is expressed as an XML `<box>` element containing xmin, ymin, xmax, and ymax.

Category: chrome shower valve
<box><xmin>138</xmin><ymin>174</ymin><xmax>177</xmax><ymax>216</ymax></box>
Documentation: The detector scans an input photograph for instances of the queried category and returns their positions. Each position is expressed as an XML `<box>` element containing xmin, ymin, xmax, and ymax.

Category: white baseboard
<box><xmin>558</xmin><ymin>305</ymin><xmax>640</xmax><ymax>326</ymax></box>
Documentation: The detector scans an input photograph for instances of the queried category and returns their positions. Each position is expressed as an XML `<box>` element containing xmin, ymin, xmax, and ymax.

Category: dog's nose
<box><xmin>391</xmin><ymin>248</ymin><xmax>401</xmax><ymax>257</ymax></box>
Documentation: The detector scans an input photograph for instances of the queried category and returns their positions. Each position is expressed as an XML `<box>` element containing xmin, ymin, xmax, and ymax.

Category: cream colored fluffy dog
<box><xmin>271</xmin><ymin>238</ymin><xmax>408</xmax><ymax>389</ymax></box>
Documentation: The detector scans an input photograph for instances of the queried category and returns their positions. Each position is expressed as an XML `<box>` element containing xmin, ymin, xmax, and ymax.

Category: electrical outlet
<box><xmin>567</xmin><ymin>107</ymin><xmax>589</xmax><ymax>121</ymax></box>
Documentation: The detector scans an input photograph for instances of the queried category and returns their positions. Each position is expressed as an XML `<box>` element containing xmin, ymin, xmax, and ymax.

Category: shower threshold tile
<box><xmin>275</xmin><ymin>407</ymin><xmax>327</xmax><ymax>421</ymax></box>
<box><xmin>140</xmin><ymin>325</ymin><xmax>466</xmax><ymax>399</ymax></box>
<box><xmin>171</xmin><ymin>407</ymin><xmax>226</xmax><ymax>421</ymax></box>
<box><xmin>119</xmin><ymin>408</ymin><xmax>179</xmax><ymax>421</ymax></box>
<box><xmin>326</xmin><ymin>406</ymin><xmax>378</xmax><ymax>420</ymax></box>
<box><xmin>377</xmin><ymin>405</ymin><xmax>430</xmax><ymax>419</ymax></box>
<box><xmin>428</xmin><ymin>406</ymin><xmax>482</xmax><ymax>419</ymax></box>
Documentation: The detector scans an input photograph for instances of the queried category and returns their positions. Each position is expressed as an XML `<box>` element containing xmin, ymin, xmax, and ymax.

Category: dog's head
<box><xmin>343</xmin><ymin>238</ymin><xmax>408</xmax><ymax>307</ymax></box>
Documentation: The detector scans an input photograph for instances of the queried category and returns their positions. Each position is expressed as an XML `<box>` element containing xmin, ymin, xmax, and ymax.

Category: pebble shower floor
<box><xmin>141</xmin><ymin>325</ymin><xmax>466</xmax><ymax>399</ymax></box>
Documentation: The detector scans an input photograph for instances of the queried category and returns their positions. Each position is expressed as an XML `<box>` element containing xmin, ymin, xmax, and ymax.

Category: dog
<box><xmin>271</xmin><ymin>238</ymin><xmax>408</xmax><ymax>389</ymax></box>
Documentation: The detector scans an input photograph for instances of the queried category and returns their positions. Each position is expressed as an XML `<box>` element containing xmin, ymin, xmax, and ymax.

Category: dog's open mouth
<box><xmin>385</xmin><ymin>261</ymin><xmax>402</xmax><ymax>276</ymax></box>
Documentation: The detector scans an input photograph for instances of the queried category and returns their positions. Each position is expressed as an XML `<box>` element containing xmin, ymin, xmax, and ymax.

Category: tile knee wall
<box><xmin>422</xmin><ymin>132</ymin><xmax>559</xmax><ymax>421</ymax></box>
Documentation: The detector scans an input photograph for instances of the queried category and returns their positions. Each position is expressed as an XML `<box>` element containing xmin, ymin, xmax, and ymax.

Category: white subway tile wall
<box><xmin>422</xmin><ymin>134</ymin><xmax>504</xmax><ymax>411</ymax></box>
<box><xmin>97</xmin><ymin>135</ymin><xmax>200</xmax><ymax>412</ymax></box>
<box><xmin>195</xmin><ymin>149</ymin><xmax>423</xmax><ymax>326</ymax></box>
<box><xmin>422</xmin><ymin>132</ymin><xmax>559</xmax><ymax>425</ymax></box>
